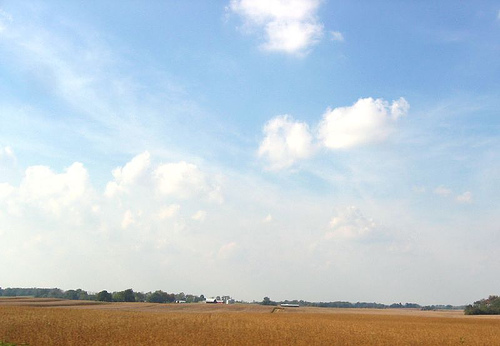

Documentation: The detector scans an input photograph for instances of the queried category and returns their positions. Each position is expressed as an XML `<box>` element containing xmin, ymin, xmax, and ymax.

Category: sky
<box><xmin>0</xmin><ymin>1</ymin><xmax>499</xmax><ymax>305</ymax></box>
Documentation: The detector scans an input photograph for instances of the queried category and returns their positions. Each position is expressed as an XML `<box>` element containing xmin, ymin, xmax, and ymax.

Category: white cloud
<box><xmin>105</xmin><ymin>151</ymin><xmax>151</xmax><ymax>197</ymax></box>
<box><xmin>0</xmin><ymin>183</ymin><xmax>15</xmax><ymax>199</ymax></box>
<box><xmin>390</xmin><ymin>97</ymin><xmax>410</xmax><ymax>119</ymax></box>
<box><xmin>263</xmin><ymin>213</ymin><xmax>273</xmax><ymax>223</ymax></box>
<box><xmin>330</xmin><ymin>31</ymin><xmax>344</xmax><ymax>42</ymax></box>
<box><xmin>318</xmin><ymin>97</ymin><xmax>409</xmax><ymax>150</ymax></box>
<box><xmin>0</xmin><ymin>146</ymin><xmax>15</xmax><ymax>160</ymax></box>
<box><xmin>325</xmin><ymin>206</ymin><xmax>379</xmax><ymax>240</ymax></box>
<box><xmin>121</xmin><ymin>210</ymin><xmax>135</xmax><ymax>229</ymax></box>
<box><xmin>258</xmin><ymin>114</ymin><xmax>314</xmax><ymax>170</ymax></box>
<box><xmin>158</xmin><ymin>204</ymin><xmax>180</xmax><ymax>220</ymax></box>
<box><xmin>154</xmin><ymin>162</ymin><xmax>222</xmax><ymax>202</ymax></box>
<box><xmin>192</xmin><ymin>210</ymin><xmax>207</xmax><ymax>222</ymax></box>
<box><xmin>456</xmin><ymin>191</ymin><xmax>472</xmax><ymax>204</ymax></box>
<box><xmin>434</xmin><ymin>185</ymin><xmax>452</xmax><ymax>196</ymax></box>
<box><xmin>228</xmin><ymin>0</ymin><xmax>324</xmax><ymax>55</ymax></box>
<box><xmin>103</xmin><ymin>152</ymin><xmax>222</xmax><ymax>203</ymax></box>
<box><xmin>18</xmin><ymin>162</ymin><xmax>92</xmax><ymax>217</ymax></box>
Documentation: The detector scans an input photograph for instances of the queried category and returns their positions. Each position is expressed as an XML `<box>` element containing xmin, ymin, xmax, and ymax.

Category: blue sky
<box><xmin>0</xmin><ymin>1</ymin><xmax>499</xmax><ymax>305</ymax></box>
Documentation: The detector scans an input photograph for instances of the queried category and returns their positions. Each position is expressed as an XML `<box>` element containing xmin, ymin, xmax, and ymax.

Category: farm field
<box><xmin>1</xmin><ymin>298</ymin><xmax>500</xmax><ymax>345</ymax></box>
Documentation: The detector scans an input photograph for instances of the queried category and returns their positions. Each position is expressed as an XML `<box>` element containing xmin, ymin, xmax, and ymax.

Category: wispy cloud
<box><xmin>0</xmin><ymin>145</ymin><xmax>16</xmax><ymax>162</ymax></box>
<box><xmin>330</xmin><ymin>31</ymin><xmax>344</xmax><ymax>42</ymax></box>
<box><xmin>0</xmin><ymin>6</ymin><xmax>205</xmax><ymax>161</ymax></box>
<box><xmin>192</xmin><ymin>210</ymin><xmax>207</xmax><ymax>222</ymax></box>
<box><xmin>456</xmin><ymin>191</ymin><xmax>472</xmax><ymax>204</ymax></box>
<box><xmin>228</xmin><ymin>0</ymin><xmax>324</xmax><ymax>55</ymax></box>
<box><xmin>0</xmin><ymin>9</ymin><xmax>13</xmax><ymax>33</ymax></box>
<box><xmin>433</xmin><ymin>185</ymin><xmax>452</xmax><ymax>196</ymax></box>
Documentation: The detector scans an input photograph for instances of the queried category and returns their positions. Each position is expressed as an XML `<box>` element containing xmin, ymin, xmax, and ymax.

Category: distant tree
<box><xmin>47</xmin><ymin>288</ymin><xmax>64</xmax><ymax>298</ymax></box>
<box><xmin>123</xmin><ymin>289</ymin><xmax>135</xmax><ymax>302</ymax></box>
<box><xmin>147</xmin><ymin>290</ymin><xmax>169</xmax><ymax>303</ymax></box>
<box><xmin>465</xmin><ymin>295</ymin><xmax>500</xmax><ymax>315</ymax></box>
<box><xmin>262</xmin><ymin>297</ymin><xmax>277</xmax><ymax>306</ymax></box>
<box><xmin>175</xmin><ymin>292</ymin><xmax>186</xmax><ymax>301</ymax></box>
<box><xmin>112</xmin><ymin>289</ymin><xmax>136</xmax><ymax>302</ymax></box>
<box><xmin>389</xmin><ymin>303</ymin><xmax>404</xmax><ymax>309</ymax></box>
<box><xmin>166</xmin><ymin>293</ymin><xmax>176</xmax><ymax>303</ymax></box>
<box><xmin>96</xmin><ymin>290</ymin><xmax>113</xmax><ymax>302</ymax></box>
<box><xmin>134</xmin><ymin>291</ymin><xmax>146</xmax><ymax>302</ymax></box>
<box><xmin>64</xmin><ymin>290</ymin><xmax>79</xmax><ymax>300</ymax></box>
<box><xmin>76</xmin><ymin>289</ymin><xmax>89</xmax><ymax>300</ymax></box>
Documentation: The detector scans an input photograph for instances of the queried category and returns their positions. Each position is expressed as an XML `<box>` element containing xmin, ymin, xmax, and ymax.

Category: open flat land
<box><xmin>1</xmin><ymin>298</ymin><xmax>500</xmax><ymax>345</ymax></box>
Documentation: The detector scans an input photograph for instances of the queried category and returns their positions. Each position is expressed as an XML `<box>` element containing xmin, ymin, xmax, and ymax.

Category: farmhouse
<box><xmin>281</xmin><ymin>303</ymin><xmax>299</xmax><ymax>307</ymax></box>
<box><xmin>205</xmin><ymin>297</ymin><xmax>224</xmax><ymax>304</ymax></box>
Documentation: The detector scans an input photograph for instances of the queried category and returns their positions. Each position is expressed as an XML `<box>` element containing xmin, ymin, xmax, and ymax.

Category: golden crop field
<box><xmin>1</xmin><ymin>298</ymin><xmax>500</xmax><ymax>345</ymax></box>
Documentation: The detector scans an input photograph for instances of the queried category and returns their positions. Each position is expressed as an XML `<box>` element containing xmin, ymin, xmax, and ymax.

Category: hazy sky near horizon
<box><xmin>1</xmin><ymin>1</ymin><xmax>499</xmax><ymax>305</ymax></box>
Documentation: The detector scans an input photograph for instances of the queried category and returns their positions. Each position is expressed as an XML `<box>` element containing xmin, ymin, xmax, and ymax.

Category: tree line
<box><xmin>464</xmin><ymin>295</ymin><xmax>500</xmax><ymax>315</ymax></box>
<box><xmin>261</xmin><ymin>297</ymin><xmax>464</xmax><ymax>310</ymax></box>
<box><xmin>0</xmin><ymin>287</ymin><xmax>205</xmax><ymax>304</ymax></box>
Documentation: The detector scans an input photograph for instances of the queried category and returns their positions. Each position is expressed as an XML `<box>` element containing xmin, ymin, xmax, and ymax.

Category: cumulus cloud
<box><xmin>228</xmin><ymin>0</ymin><xmax>324</xmax><ymax>54</ymax></box>
<box><xmin>0</xmin><ymin>183</ymin><xmax>15</xmax><ymax>199</ymax></box>
<box><xmin>257</xmin><ymin>97</ymin><xmax>409</xmax><ymax>170</ymax></box>
<box><xmin>318</xmin><ymin>97</ymin><xmax>409</xmax><ymax>150</ymax></box>
<box><xmin>105</xmin><ymin>151</ymin><xmax>151</xmax><ymax>197</ymax></box>
<box><xmin>154</xmin><ymin>161</ymin><xmax>222</xmax><ymax>202</ymax></box>
<box><xmin>103</xmin><ymin>152</ymin><xmax>222</xmax><ymax>203</ymax></box>
<box><xmin>121</xmin><ymin>210</ymin><xmax>135</xmax><ymax>229</ymax></box>
<box><xmin>330</xmin><ymin>31</ymin><xmax>344</xmax><ymax>42</ymax></box>
<box><xmin>0</xmin><ymin>152</ymin><xmax>225</xmax><ymax>248</ymax></box>
<box><xmin>258</xmin><ymin>115</ymin><xmax>314</xmax><ymax>170</ymax></box>
<box><xmin>0</xmin><ymin>160</ymin><xmax>94</xmax><ymax>222</ymax></box>
<box><xmin>325</xmin><ymin>206</ymin><xmax>380</xmax><ymax>240</ymax></box>
<box><xmin>0</xmin><ymin>153</ymin><xmax>237</xmax><ymax>293</ymax></box>
<box><xmin>456</xmin><ymin>191</ymin><xmax>472</xmax><ymax>204</ymax></box>
<box><xmin>18</xmin><ymin>162</ymin><xmax>92</xmax><ymax>217</ymax></box>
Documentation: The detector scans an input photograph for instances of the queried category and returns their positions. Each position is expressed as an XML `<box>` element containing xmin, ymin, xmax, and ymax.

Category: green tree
<box><xmin>96</xmin><ymin>290</ymin><xmax>113</xmax><ymax>302</ymax></box>
<box><xmin>112</xmin><ymin>289</ymin><xmax>136</xmax><ymax>302</ymax></box>
<box><xmin>262</xmin><ymin>297</ymin><xmax>276</xmax><ymax>306</ymax></box>
<box><xmin>123</xmin><ymin>289</ymin><xmax>135</xmax><ymax>302</ymax></box>
<box><xmin>64</xmin><ymin>290</ymin><xmax>79</xmax><ymax>300</ymax></box>
<box><xmin>134</xmin><ymin>291</ymin><xmax>146</xmax><ymax>302</ymax></box>
<box><xmin>147</xmin><ymin>290</ymin><xmax>168</xmax><ymax>303</ymax></box>
<box><xmin>465</xmin><ymin>295</ymin><xmax>500</xmax><ymax>315</ymax></box>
